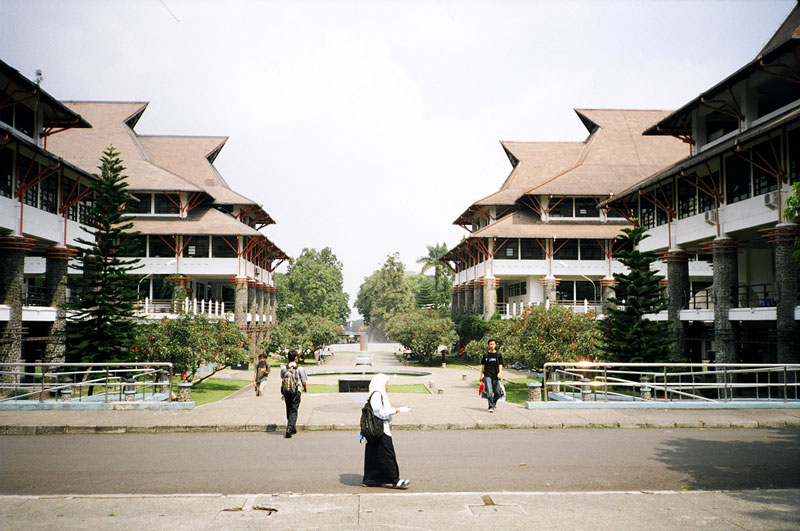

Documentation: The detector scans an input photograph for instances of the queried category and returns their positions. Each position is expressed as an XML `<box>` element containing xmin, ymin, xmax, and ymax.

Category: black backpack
<box><xmin>360</xmin><ymin>391</ymin><xmax>385</xmax><ymax>443</ymax></box>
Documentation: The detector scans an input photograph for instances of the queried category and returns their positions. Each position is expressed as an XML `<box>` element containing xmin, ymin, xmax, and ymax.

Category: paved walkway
<box><xmin>3</xmin><ymin>345</ymin><xmax>800</xmax><ymax>530</ymax></box>
<box><xmin>2</xmin><ymin>344</ymin><xmax>800</xmax><ymax>434</ymax></box>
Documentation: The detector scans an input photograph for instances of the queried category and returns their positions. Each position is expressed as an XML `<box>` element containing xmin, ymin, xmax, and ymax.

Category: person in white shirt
<box><xmin>361</xmin><ymin>373</ymin><xmax>410</xmax><ymax>489</ymax></box>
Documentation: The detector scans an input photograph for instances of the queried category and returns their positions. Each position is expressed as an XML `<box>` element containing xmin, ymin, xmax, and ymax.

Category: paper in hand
<box><xmin>397</xmin><ymin>406</ymin><xmax>411</xmax><ymax>413</ymax></box>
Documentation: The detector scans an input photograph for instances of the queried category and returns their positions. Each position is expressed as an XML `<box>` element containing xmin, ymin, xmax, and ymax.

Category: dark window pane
<box><xmin>183</xmin><ymin>236</ymin><xmax>210</xmax><ymax>258</ymax></box>
<box><xmin>725</xmin><ymin>155</ymin><xmax>751</xmax><ymax>204</ymax></box>
<box><xmin>15</xmin><ymin>104</ymin><xmax>34</xmax><ymax>137</ymax></box>
<box><xmin>154</xmin><ymin>193</ymin><xmax>179</xmax><ymax>214</ymax></box>
<box><xmin>520</xmin><ymin>238</ymin><xmax>544</xmax><ymax>259</ymax></box>
<box><xmin>698</xmin><ymin>171</ymin><xmax>720</xmax><ymax>213</ymax></box>
<box><xmin>549</xmin><ymin>197</ymin><xmax>572</xmax><ymax>217</ymax></box>
<box><xmin>640</xmin><ymin>197</ymin><xmax>656</xmax><ymax>228</ymax></box>
<box><xmin>39</xmin><ymin>172</ymin><xmax>58</xmax><ymax>213</ymax></box>
<box><xmin>149</xmin><ymin>236</ymin><xmax>174</xmax><ymax>258</ymax></box>
<box><xmin>212</xmin><ymin>236</ymin><xmax>238</xmax><ymax>258</ymax></box>
<box><xmin>129</xmin><ymin>193</ymin><xmax>152</xmax><ymax>214</ymax></box>
<box><xmin>579</xmin><ymin>239</ymin><xmax>604</xmax><ymax>260</ymax></box>
<box><xmin>752</xmin><ymin>142</ymin><xmax>779</xmax><ymax>196</ymax></box>
<box><xmin>677</xmin><ymin>178</ymin><xmax>697</xmax><ymax>219</ymax></box>
<box><xmin>705</xmin><ymin>112</ymin><xmax>738</xmax><ymax>143</ymax></box>
<box><xmin>575</xmin><ymin>281</ymin><xmax>597</xmax><ymax>301</ymax></box>
<box><xmin>0</xmin><ymin>149</ymin><xmax>12</xmax><ymax>198</ymax></box>
<box><xmin>789</xmin><ymin>128</ymin><xmax>800</xmax><ymax>184</ymax></box>
<box><xmin>554</xmin><ymin>240</ymin><xmax>578</xmax><ymax>260</ymax></box>
<box><xmin>495</xmin><ymin>239</ymin><xmax>518</xmax><ymax>260</ymax></box>
<box><xmin>574</xmin><ymin>198</ymin><xmax>597</xmax><ymax>218</ymax></box>
<box><xmin>556</xmin><ymin>280</ymin><xmax>575</xmax><ymax>302</ymax></box>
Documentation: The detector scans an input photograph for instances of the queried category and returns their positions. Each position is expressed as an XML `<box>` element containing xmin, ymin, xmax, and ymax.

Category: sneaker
<box><xmin>285</xmin><ymin>431</ymin><xmax>292</xmax><ymax>438</ymax></box>
<box><xmin>489</xmin><ymin>408</ymin><xmax>495</xmax><ymax>413</ymax></box>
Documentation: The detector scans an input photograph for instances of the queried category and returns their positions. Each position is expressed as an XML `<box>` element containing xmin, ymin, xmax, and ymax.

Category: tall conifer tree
<box><xmin>603</xmin><ymin>224</ymin><xmax>671</xmax><ymax>363</ymax></box>
<box><xmin>65</xmin><ymin>147</ymin><xmax>142</xmax><ymax>363</ymax></box>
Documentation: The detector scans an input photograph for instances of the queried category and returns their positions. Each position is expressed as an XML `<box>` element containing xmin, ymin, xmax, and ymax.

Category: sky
<box><xmin>1</xmin><ymin>0</ymin><xmax>795</xmax><ymax>319</ymax></box>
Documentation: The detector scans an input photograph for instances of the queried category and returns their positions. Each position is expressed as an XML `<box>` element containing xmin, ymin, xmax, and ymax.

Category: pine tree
<box><xmin>603</xmin><ymin>224</ymin><xmax>671</xmax><ymax>363</ymax></box>
<box><xmin>65</xmin><ymin>147</ymin><xmax>142</xmax><ymax>363</ymax></box>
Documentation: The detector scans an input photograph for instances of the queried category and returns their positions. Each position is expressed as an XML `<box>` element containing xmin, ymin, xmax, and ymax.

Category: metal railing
<box><xmin>498</xmin><ymin>299</ymin><xmax>605</xmax><ymax>318</ymax></box>
<box><xmin>0</xmin><ymin>362</ymin><xmax>173</xmax><ymax>403</ymax></box>
<box><xmin>543</xmin><ymin>362</ymin><xmax>800</xmax><ymax>403</ymax></box>
<box><xmin>136</xmin><ymin>297</ymin><xmax>228</xmax><ymax>318</ymax></box>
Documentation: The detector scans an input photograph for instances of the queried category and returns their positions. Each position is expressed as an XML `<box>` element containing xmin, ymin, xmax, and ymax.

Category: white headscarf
<box><xmin>368</xmin><ymin>373</ymin><xmax>394</xmax><ymax>437</ymax></box>
<box><xmin>368</xmin><ymin>373</ymin><xmax>391</xmax><ymax>406</ymax></box>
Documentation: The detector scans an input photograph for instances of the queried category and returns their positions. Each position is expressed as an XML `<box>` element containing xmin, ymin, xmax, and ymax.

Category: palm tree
<box><xmin>417</xmin><ymin>242</ymin><xmax>450</xmax><ymax>309</ymax></box>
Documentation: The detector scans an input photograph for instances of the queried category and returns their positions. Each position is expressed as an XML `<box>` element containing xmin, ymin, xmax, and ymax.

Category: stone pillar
<box><xmin>542</xmin><ymin>277</ymin><xmax>558</xmax><ymax>303</ymax></box>
<box><xmin>457</xmin><ymin>287</ymin><xmax>466</xmax><ymax>315</ymax></box>
<box><xmin>451</xmin><ymin>289</ymin><xmax>458</xmax><ymax>316</ymax></box>
<box><xmin>703</xmin><ymin>238</ymin><xmax>739</xmax><ymax>364</ymax></box>
<box><xmin>44</xmin><ymin>247</ymin><xmax>75</xmax><ymax>364</ymax></box>
<box><xmin>464</xmin><ymin>282</ymin><xmax>475</xmax><ymax>314</ymax></box>
<box><xmin>599</xmin><ymin>278</ymin><xmax>616</xmax><ymax>307</ymax></box>
<box><xmin>0</xmin><ymin>237</ymin><xmax>35</xmax><ymax>384</ymax></box>
<box><xmin>269</xmin><ymin>289</ymin><xmax>277</xmax><ymax>324</ymax></box>
<box><xmin>247</xmin><ymin>280</ymin><xmax>258</xmax><ymax>357</ymax></box>
<box><xmin>482</xmin><ymin>278</ymin><xmax>497</xmax><ymax>320</ymax></box>
<box><xmin>473</xmin><ymin>283</ymin><xmax>484</xmax><ymax>316</ymax></box>
<box><xmin>662</xmin><ymin>250</ymin><xmax>690</xmax><ymax>362</ymax></box>
<box><xmin>763</xmin><ymin>224</ymin><xmax>800</xmax><ymax>368</ymax></box>
<box><xmin>232</xmin><ymin>277</ymin><xmax>249</xmax><ymax>329</ymax></box>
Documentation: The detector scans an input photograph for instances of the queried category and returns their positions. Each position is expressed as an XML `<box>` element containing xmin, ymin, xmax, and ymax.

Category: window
<box><xmin>62</xmin><ymin>177</ymin><xmax>78</xmax><ymax>221</ymax></box>
<box><xmin>212</xmin><ymin>236</ymin><xmax>238</xmax><ymax>258</ymax></box>
<box><xmin>574</xmin><ymin>197</ymin><xmax>597</xmax><ymax>218</ymax></box>
<box><xmin>655</xmin><ymin>184</ymin><xmax>672</xmax><ymax>226</ymax></box>
<box><xmin>129</xmin><ymin>193</ymin><xmax>152</xmax><ymax>214</ymax></box>
<box><xmin>705</xmin><ymin>112</ymin><xmax>738</xmax><ymax>143</ymax></box>
<box><xmin>725</xmin><ymin>155</ymin><xmax>751</xmax><ymax>204</ymax></box>
<box><xmin>554</xmin><ymin>240</ymin><xmax>578</xmax><ymax>260</ymax></box>
<box><xmin>0</xmin><ymin>96</ymin><xmax>12</xmax><ymax>127</ymax></box>
<box><xmin>495</xmin><ymin>239</ymin><xmax>518</xmax><ymax>260</ymax></box>
<box><xmin>0</xmin><ymin>150</ymin><xmax>12</xmax><ymax>198</ymax></box>
<box><xmin>575</xmin><ymin>281</ymin><xmax>597</xmax><ymax>302</ymax></box>
<box><xmin>78</xmin><ymin>184</ymin><xmax>92</xmax><ymax>224</ymax></box>
<box><xmin>752</xmin><ymin>142</ymin><xmax>779</xmax><ymax>196</ymax></box>
<box><xmin>14</xmin><ymin>104</ymin><xmax>35</xmax><ymax>138</ymax></box>
<box><xmin>677</xmin><ymin>178</ymin><xmax>697</xmax><ymax>219</ymax></box>
<box><xmin>698</xmin><ymin>170</ymin><xmax>720</xmax><ymax>213</ymax></box>
<box><xmin>521</xmin><ymin>238</ymin><xmax>545</xmax><ymax>259</ymax></box>
<box><xmin>39</xmin><ymin>172</ymin><xmax>58</xmax><ymax>213</ymax></box>
<box><xmin>756</xmin><ymin>78</ymin><xmax>800</xmax><ymax>118</ymax></box>
<box><xmin>579</xmin><ymin>240</ymin><xmax>604</xmax><ymax>260</ymax></box>
<box><xmin>640</xmin><ymin>197</ymin><xmax>656</xmax><ymax>228</ymax></box>
<box><xmin>549</xmin><ymin>197</ymin><xmax>573</xmax><ymax>217</ymax></box>
<box><xmin>149</xmin><ymin>236</ymin><xmax>174</xmax><ymax>258</ymax></box>
<box><xmin>183</xmin><ymin>236</ymin><xmax>210</xmax><ymax>258</ymax></box>
<box><xmin>508</xmin><ymin>281</ymin><xmax>527</xmax><ymax>297</ymax></box>
<box><xmin>789</xmin><ymin>128</ymin><xmax>800</xmax><ymax>184</ymax></box>
<box><xmin>556</xmin><ymin>280</ymin><xmax>575</xmax><ymax>302</ymax></box>
<box><xmin>154</xmin><ymin>193</ymin><xmax>180</xmax><ymax>214</ymax></box>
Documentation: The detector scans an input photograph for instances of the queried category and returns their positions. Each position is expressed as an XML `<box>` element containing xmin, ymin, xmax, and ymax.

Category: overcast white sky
<box><xmin>1</xmin><ymin>0</ymin><xmax>795</xmax><ymax>318</ymax></box>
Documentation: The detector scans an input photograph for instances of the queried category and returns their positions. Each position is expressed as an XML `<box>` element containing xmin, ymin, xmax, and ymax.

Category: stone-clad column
<box><xmin>0</xmin><ymin>236</ymin><xmax>35</xmax><ymax>383</ymax></box>
<box><xmin>541</xmin><ymin>277</ymin><xmax>558</xmax><ymax>303</ymax></box>
<box><xmin>232</xmin><ymin>277</ymin><xmax>249</xmax><ymax>330</ymax></box>
<box><xmin>703</xmin><ymin>238</ymin><xmax>739</xmax><ymax>364</ymax></box>
<box><xmin>464</xmin><ymin>281</ymin><xmax>475</xmax><ymax>314</ymax></box>
<box><xmin>44</xmin><ymin>247</ymin><xmax>76</xmax><ymax>364</ymax></box>
<box><xmin>482</xmin><ymin>277</ymin><xmax>497</xmax><ymax>320</ymax></box>
<box><xmin>247</xmin><ymin>280</ymin><xmax>258</xmax><ymax>357</ymax></box>
<box><xmin>662</xmin><ymin>250</ymin><xmax>690</xmax><ymax>362</ymax></box>
<box><xmin>473</xmin><ymin>283</ymin><xmax>484</xmax><ymax>315</ymax></box>
<box><xmin>763</xmin><ymin>224</ymin><xmax>800</xmax><ymax>368</ymax></box>
<box><xmin>451</xmin><ymin>289</ymin><xmax>458</xmax><ymax>316</ymax></box>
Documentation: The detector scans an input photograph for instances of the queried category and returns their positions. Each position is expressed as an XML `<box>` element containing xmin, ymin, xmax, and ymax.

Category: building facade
<box><xmin>603</xmin><ymin>4</ymin><xmax>800</xmax><ymax>365</ymax></box>
<box><xmin>1</xmin><ymin>60</ymin><xmax>98</xmax><ymax>374</ymax></box>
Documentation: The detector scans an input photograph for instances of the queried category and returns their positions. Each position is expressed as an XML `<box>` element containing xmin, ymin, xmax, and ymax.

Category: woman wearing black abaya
<box><xmin>362</xmin><ymin>373</ymin><xmax>410</xmax><ymax>489</ymax></box>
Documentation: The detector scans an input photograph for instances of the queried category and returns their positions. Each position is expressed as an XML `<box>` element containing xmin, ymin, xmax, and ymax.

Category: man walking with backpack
<box><xmin>280</xmin><ymin>351</ymin><xmax>307</xmax><ymax>438</ymax></box>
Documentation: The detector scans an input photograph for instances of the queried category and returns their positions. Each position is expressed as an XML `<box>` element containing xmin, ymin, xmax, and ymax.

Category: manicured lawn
<box><xmin>473</xmin><ymin>377</ymin><xmax>539</xmax><ymax>405</ymax></box>
<box><xmin>188</xmin><ymin>378</ymin><xmax>250</xmax><ymax>406</ymax></box>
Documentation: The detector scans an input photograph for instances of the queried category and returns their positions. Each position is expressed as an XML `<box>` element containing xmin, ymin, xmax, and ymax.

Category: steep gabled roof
<box><xmin>470</xmin><ymin>209</ymin><xmax>628</xmax><ymax>239</ymax></box>
<box><xmin>46</xmin><ymin>101</ymin><xmax>204</xmax><ymax>193</ymax></box>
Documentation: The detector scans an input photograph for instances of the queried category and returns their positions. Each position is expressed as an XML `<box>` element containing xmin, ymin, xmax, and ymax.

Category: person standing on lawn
<box><xmin>253</xmin><ymin>353</ymin><xmax>270</xmax><ymax>396</ymax></box>
<box><xmin>280</xmin><ymin>351</ymin><xmax>307</xmax><ymax>438</ymax></box>
<box><xmin>479</xmin><ymin>338</ymin><xmax>503</xmax><ymax>412</ymax></box>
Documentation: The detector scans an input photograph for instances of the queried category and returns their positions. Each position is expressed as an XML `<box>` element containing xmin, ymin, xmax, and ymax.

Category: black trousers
<box><xmin>363</xmin><ymin>434</ymin><xmax>400</xmax><ymax>485</ymax></box>
<box><xmin>283</xmin><ymin>390</ymin><xmax>301</xmax><ymax>433</ymax></box>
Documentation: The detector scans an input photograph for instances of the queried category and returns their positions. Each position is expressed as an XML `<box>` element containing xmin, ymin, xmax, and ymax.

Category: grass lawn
<box><xmin>473</xmin><ymin>377</ymin><xmax>539</xmax><ymax>406</ymax></box>
<box><xmin>187</xmin><ymin>378</ymin><xmax>250</xmax><ymax>406</ymax></box>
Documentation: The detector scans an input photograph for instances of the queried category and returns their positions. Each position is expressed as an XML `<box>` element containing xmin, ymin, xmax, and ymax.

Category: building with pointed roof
<box><xmin>46</xmin><ymin>101</ymin><xmax>287</xmax><ymax>356</ymax></box>
<box><xmin>602</xmin><ymin>2</ymin><xmax>800</xmax><ymax>365</ymax></box>
<box><xmin>1</xmin><ymin>59</ymin><xmax>98</xmax><ymax>371</ymax></box>
<box><xmin>443</xmin><ymin>108</ymin><xmax>690</xmax><ymax>321</ymax></box>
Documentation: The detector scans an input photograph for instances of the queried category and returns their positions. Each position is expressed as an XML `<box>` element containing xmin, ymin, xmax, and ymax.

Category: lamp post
<box><xmin>137</xmin><ymin>259</ymin><xmax>177</xmax><ymax>298</ymax></box>
<box><xmin>558</xmin><ymin>261</ymin><xmax>597</xmax><ymax>302</ymax></box>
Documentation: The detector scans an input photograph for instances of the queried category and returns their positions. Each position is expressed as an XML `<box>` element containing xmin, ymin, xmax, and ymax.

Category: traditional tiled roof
<box><xmin>470</xmin><ymin>210</ymin><xmax>628</xmax><ymax>239</ymax></box>
<box><xmin>130</xmin><ymin>208</ymin><xmax>262</xmax><ymax>236</ymax></box>
<box><xmin>46</xmin><ymin>102</ymin><xmax>204</xmax><ymax>193</ymax></box>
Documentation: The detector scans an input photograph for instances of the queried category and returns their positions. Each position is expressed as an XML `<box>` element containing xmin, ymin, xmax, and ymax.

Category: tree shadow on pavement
<box><xmin>340</xmin><ymin>473</ymin><xmax>363</xmax><ymax>487</ymax></box>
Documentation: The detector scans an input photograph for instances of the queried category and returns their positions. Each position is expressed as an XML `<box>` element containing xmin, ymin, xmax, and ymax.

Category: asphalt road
<box><xmin>2</xmin><ymin>428</ymin><xmax>799</xmax><ymax>495</ymax></box>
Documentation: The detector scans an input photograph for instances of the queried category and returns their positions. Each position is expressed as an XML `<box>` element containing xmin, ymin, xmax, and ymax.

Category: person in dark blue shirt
<box><xmin>479</xmin><ymin>338</ymin><xmax>503</xmax><ymax>412</ymax></box>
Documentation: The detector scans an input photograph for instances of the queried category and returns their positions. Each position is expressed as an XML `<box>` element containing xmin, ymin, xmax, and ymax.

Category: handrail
<box><xmin>0</xmin><ymin>362</ymin><xmax>173</xmax><ymax>403</ymax></box>
<box><xmin>542</xmin><ymin>362</ymin><xmax>800</xmax><ymax>404</ymax></box>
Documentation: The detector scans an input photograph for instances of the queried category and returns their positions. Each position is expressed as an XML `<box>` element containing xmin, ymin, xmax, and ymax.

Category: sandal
<box><xmin>391</xmin><ymin>479</ymin><xmax>410</xmax><ymax>489</ymax></box>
